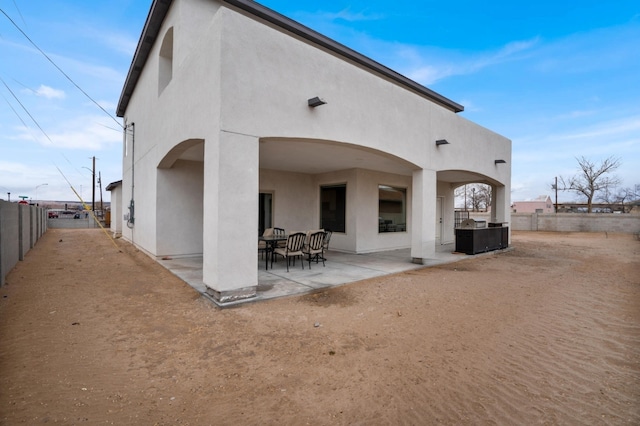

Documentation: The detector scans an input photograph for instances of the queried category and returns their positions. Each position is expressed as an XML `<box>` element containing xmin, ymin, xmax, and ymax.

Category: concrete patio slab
<box><xmin>158</xmin><ymin>244</ymin><xmax>475</xmax><ymax>306</ymax></box>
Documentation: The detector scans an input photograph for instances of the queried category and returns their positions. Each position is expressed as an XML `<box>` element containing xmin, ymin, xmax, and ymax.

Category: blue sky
<box><xmin>1</xmin><ymin>0</ymin><xmax>638</xmax><ymax>205</ymax></box>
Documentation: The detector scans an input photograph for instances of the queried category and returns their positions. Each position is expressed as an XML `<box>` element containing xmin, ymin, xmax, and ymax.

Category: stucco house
<box><xmin>113</xmin><ymin>0</ymin><xmax>511</xmax><ymax>304</ymax></box>
<box><xmin>512</xmin><ymin>195</ymin><xmax>554</xmax><ymax>214</ymax></box>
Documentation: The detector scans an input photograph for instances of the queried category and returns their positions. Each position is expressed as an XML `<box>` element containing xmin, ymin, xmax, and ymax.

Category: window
<box><xmin>258</xmin><ymin>193</ymin><xmax>273</xmax><ymax>236</ymax></box>
<box><xmin>320</xmin><ymin>185</ymin><xmax>346</xmax><ymax>233</ymax></box>
<box><xmin>379</xmin><ymin>185</ymin><xmax>406</xmax><ymax>232</ymax></box>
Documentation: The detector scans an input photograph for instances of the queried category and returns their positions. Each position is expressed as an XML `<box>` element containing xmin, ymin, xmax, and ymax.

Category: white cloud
<box><xmin>405</xmin><ymin>64</ymin><xmax>454</xmax><ymax>86</ymax></box>
<box><xmin>556</xmin><ymin>116</ymin><xmax>640</xmax><ymax>142</ymax></box>
<box><xmin>34</xmin><ymin>84</ymin><xmax>65</xmax><ymax>99</ymax></box>
<box><xmin>101</xmin><ymin>31</ymin><xmax>139</xmax><ymax>56</ymax></box>
<box><xmin>402</xmin><ymin>37</ymin><xmax>540</xmax><ymax>85</ymax></box>
<box><xmin>326</xmin><ymin>8</ymin><xmax>385</xmax><ymax>23</ymax></box>
<box><xmin>16</xmin><ymin>114</ymin><xmax>122</xmax><ymax>150</ymax></box>
<box><xmin>49</xmin><ymin>51</ymin><xmax>125</xmax><ymax>87</ymax></box>
<box><xmin>554</xmin><ymin>110</ymin><xmax>596</xmax><ymax>120</ymax></box>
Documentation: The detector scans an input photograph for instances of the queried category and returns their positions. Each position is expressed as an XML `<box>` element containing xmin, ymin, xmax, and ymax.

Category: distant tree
<box><xmin>559</xmin><ymin>156</ymin><xmax>621</xmax><ymax>213</ymax></box>
<box><xmin>456</xmin><ymin>184</ymin><xmax>491</xmax><ymax>211</ymax></box>
<box><xmin>614</xmin><ymin>185</ymin><xmax>639</xmax><ymax>213</ymax></box>
<box><xmin>474</xmin><ymin>184</ymin><xmax>492</xmax><ymax>211</ymax></box>
<box><xmin>597</xmin><ymin>185</ymin><xmax>617</xmax><ymax>212</ymax></box>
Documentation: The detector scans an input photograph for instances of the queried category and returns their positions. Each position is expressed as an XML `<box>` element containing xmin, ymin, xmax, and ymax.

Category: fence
<box><xmin>467</xmin><ymin>212</ymin><xmax>640</xmax><ymax>234</ymax></box>
<box><xmin>0</xmin><ymin>201</ymin><xmax>47</xmax><ymax>286</ymax></box>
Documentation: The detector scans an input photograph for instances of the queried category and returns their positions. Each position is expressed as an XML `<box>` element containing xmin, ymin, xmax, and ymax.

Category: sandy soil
<box><xmin>0</xmin><ymin>229</ymin><xmax>638</xmax><ymax>425</ymax></box>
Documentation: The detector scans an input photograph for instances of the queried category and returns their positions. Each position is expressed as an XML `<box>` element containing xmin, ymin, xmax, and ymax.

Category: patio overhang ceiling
<box><xmin>438</xmin><ymin>170</ymin><xmax>501</xmax><ymax>186</ymax></box>
<box><xmin>259</xmin><ymin>139</ymin><xmax>419</xmax><ymax>176</ymax></box>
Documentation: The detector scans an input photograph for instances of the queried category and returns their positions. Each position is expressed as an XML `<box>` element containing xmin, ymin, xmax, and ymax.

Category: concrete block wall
<box><xmin>0</xmin><ymin>201</ymin><xmax>47</xmax><ymax>286</ymax></box>
<box><xmin>535</xmin><ymin>213</ymin><xmax>640</xmax><ymax>233</ymax></box>
<box><xmin>47</xmin><ymin>217</ymin><xmax>98</xmax><ymax>229</ymax></box>
<box><xmin>469</xmin><ymin>212</ymin><xmax>640</xmax><ymax>234</ymax></box>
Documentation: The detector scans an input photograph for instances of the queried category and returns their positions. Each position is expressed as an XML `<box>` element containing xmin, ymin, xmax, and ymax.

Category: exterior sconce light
<box><xmin>495</xmin><ymin>159</ymin><xmax>506</xmax><ymax>164</ymax></box>
<box><xmin>308</xmin><ymin>97</ymin><xmax>327</xmax><ymax>107</ymax></box>
<box><xmin>435</xmin><ymin>139</ymin><xmax>449</xmax><ymax>146</ymax></box>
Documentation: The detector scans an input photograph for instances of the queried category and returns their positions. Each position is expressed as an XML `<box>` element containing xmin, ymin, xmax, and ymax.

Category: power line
<box><xmin>10</xmin><ymin>0</ymin><xmax>26</xmax><ymax>29</ymax></box>
<box><xmin>0</xmin><ymin>7</ymin><xmax>123</xmax><ymax>129</ymax></box>
<box><xmin>1</xmin><ymin>78</ymin><xmax>88</xmax><ymax>185</ymax></box>
<box><xmin>1</xmin><ymin>77</ymin><xmax>54</xmax><ymax>145</ymax></box>
<box><xmin>1</xmin><ymin>92</ymin><xmax>30</xmax><ymax>129</ymax></box>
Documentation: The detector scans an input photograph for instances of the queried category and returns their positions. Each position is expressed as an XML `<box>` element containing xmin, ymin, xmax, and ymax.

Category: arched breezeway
<box><xmin>156</xmin><ymin>139</ymin><xmax>205</xmax><ymax>257</ymax></box>
<box><xmin>152</xmin><ymin>138</ymin><xmax>510</xmax><ymax>258</ymax></box>
<box><xmin>151</xmin><ymin>136</ymin><xmax>509</xmax><ymax>303</ymax></box>
<box><xmin>436</xmin><ymin>169</ymin><xmax>510</xmax><ymax>245</ymax></box>
<box><xmin>258</xmin><ymin>137</ymin><xmax>422</xmax><ymax>254</ymax></box>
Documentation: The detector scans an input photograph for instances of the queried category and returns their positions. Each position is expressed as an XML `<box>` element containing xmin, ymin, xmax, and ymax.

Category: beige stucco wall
<box><xmin>118</xmin><ymin>0</ymin><xmax>511</xmax><ymax>301</ymax></box>
<box><xmin>108</xmin><ymin>183</ymin><xmax>123</xmax><ymax>237</ymax></box>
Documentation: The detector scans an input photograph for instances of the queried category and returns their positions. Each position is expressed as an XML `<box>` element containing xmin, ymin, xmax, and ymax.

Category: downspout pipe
<box><xmin>126</xmin><ymin>122</ymin><xmax>135</xmax><ymax>228</ymax></box>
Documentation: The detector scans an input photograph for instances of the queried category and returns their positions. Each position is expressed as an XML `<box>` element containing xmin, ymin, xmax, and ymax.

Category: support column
<box><xmin>411</xmin><ymin>169</ymin><xmax>437</xmax><ymax>263</ymax></box>
<box><xmin>490</xmin><ymin>184</ymin><xmax>508</xmax><ymax>224</ymax></box>
<box><xmin>203</xmin><ymin>131</ymin><xmax>259</xmax><ymax>304</ymax></box>
<box><xmin>491</xmin><ymin>184</ymin><xmax>511</xmax><ymax>244</ymax></box>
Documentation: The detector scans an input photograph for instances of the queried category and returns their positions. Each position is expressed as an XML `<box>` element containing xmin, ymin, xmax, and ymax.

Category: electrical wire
<box><xmin>1</xmin><ymin>78</ymin><xmax>100</xmax><ymax>195</ymax></box>
<box><xmin>10</xmin><ymin>0</ymin><xmax>26</xmax><ymax>29</ymax></box>
<box><xmin>1</xmin><ymin>77</ymin><xmax>55</xmax><ymax>145</ymax></box>
<box><xmin>1</xmin><ymin>7</ymin><xmax>123</xmax><ymax>209</ymax></box>
<box><xmin>0</xmin><ymin>7</ymin><xmax>123</xmax><ymax>129</ymax></box>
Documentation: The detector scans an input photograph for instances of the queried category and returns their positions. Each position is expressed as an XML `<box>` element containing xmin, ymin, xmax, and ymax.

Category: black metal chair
<box><xmin>272</xmin><ymin>232</ymin><xmax>306</xmax><ymax>272</ymax></box>
<box><xmin>274</xmin><ymin>227</ymin><xmax>286</xmax><ymax>249</ymax></box>
<box><xmin>258</xmin><ymin>228</ymin><xmax>274</xmax><ymax>259</ymax></box>
<box><xmin>303</xmin><ymin>230</ymin><xmax>326</xmax><ymax>268</ymax></box>
<box><xmin>321</xmin><ymin>229</ymin><xmax>332</xmax><ymax>260</ymax></box>
<box><xmin>323</xmin><ymin>230</ymin><xmax>332</xmax><ymax>250</ymax></box>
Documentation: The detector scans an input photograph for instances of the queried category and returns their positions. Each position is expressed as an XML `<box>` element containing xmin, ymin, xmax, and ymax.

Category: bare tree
<box><xmin>475</xmin><ymin>184</ymin><xmax>492</xmax><ymax>211</ymax></box>
<box><xmin>614</xmin><ymin>185</ymin><xmax>639</xmax><ymax>213</ymax></box>
<box><xmin>597</xmin><ymin>185</ymin><xmax>617</xmax><ymax>212</ymax></box>
<box><xmin>558</xmin><ymin>156</ymin><xmax>621</xmax><ymax>213</ymax></box>
<box><xmin>456</xmin><ymin>184</ymin><xmax>492</xmax><ymax>211</ymax></box>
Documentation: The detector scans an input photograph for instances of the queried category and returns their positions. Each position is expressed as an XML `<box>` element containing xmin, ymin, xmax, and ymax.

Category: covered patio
<box><xmin>114</xmin><ymin>0</ymin><xmax>511</xmax><ymax>305</ymax></box>
<box><xmin>158</xmin><ymin>243</ymin><xmax>473</xmax><ymax>306</ymax></box>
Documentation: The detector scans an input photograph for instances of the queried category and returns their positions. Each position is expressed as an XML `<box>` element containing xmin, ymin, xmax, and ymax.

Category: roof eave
<box><xmin>116</xmin><ymin>0</ymin><xmax>172</xmax><ymax>117</ymax></box>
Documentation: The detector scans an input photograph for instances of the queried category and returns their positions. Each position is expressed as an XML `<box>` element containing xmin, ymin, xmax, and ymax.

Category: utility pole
<box><xmin>472</xmin><ymin>187</ymin><xmax>476</xmax><ymax>212</ymax></box>
<box><xmin>464</xmin><ymin>184</ymin><xmax>467</xmax><ymax>211</ymax></box>
<box><xmin>91</xmin><ymin>156</ymin><xmax>96</xmax><ymax>212</ymax></box>
<box><xmin>98</xmin><ymin>171</ymin><xmax>104</xmax><ymax>215</ymax></box>
<box><xmin>554</xmin><ymin>176</ymin><xmax>558</xmax><ymax>213</ymax></box>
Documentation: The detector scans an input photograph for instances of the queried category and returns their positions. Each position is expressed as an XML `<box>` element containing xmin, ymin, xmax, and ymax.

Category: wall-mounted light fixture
<box><xmin>435</xmin><ymin>139</ymin><xmax>449</xmax><ymax>146</ymax></box>
<box><xmin>495</xmin><ymin>159</ymin><xmax>506</xmax><ymax>164</ymax></box>
<box><xmin>308</xmin><ymin>97</ymin><xmax>327</xmax><ymax>107</ymax></box>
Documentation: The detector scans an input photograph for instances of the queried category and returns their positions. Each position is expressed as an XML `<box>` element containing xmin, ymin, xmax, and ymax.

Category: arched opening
<box><xmin>259</xmin><ymin>137</ymin><xmax>420</xmax><ymax>253</ymax></box>
<box><xmin>436</xmin><ymin>170</ymin><xmax>508</xmax><ymax>245</ymax></box>
<box><xmin>158</xmin><ymin>27</ymin><xmax>174</xmax><ymax>95</ymax></box>
<box><xmin>156</xmin><ymin>139</ymin><xmax>204</xmax><ymax>257</ymax></box>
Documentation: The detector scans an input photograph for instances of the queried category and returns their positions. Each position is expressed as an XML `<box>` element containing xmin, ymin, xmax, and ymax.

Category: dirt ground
<box><xmin>0</xmin><ymin>229</ymin><xmax>638</xmax><ymax>425</ymax></box>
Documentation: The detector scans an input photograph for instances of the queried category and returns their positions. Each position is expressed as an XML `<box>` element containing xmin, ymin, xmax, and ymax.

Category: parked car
<box><xmin>73</xmin><ymin>213</ymin><xmax>81</xmax><ymax>219</ymax></box>
<box><xmin>48</xmin><ymin>211</ymin><xmax>59</xmax><ymax>218</ymax></box>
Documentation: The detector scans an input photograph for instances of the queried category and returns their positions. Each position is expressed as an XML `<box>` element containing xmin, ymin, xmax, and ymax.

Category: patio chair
<box><xmin>314</xmin><ymin>229</ymin><xmax>332</xmax><ymax>262</ymax></box>
<box><xmin>274</xmin><ymin>227</ymin><xmax>286</xmax><ymax>249</ymax></box>
<box><xmin>273</xmin><ymin>232</ymin><xmax>306</xmax><ymax>272</ymax></box>
<box><xmin>258</xmin><ymin>228</ymin><xmax>274</xmax><ymax>259</ymax></box>
<box><xmin>303</xmin><ymin>230</ymin><xmax>325</xmax><ymax>268</ymax></box>
<box><xmin>322</xmin><ymin>230</ymin><xmax>332</xmax><ymax>256</ymax></box>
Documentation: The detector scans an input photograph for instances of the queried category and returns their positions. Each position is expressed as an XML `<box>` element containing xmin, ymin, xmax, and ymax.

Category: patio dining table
<box><xmin>259</xmin><ymin>234</ymin><xmax>288</xmax><ymax>270</ymax></box>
